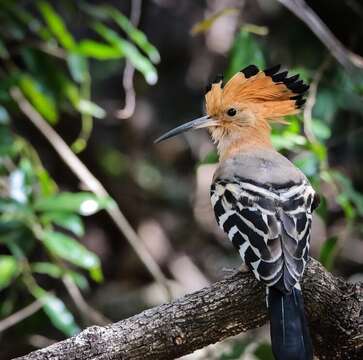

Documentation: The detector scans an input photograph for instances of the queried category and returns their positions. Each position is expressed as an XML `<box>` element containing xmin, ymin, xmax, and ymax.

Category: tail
<box><xmin>267</xmin><ymin>286</ymin><xmax>313</xmax><ymax>360</ymax></box>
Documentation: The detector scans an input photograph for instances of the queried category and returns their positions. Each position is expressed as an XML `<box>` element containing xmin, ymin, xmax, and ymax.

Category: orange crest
<box><xmin>205</xmin><ymin>65</ymin><xmax>309</xmax><ymax>124</ymax></box>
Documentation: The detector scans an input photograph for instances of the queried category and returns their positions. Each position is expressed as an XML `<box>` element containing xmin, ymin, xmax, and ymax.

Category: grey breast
<box><xmin>214</xmin><ymin>148</ymin><xmax>306</xmax><ymax>187</ymax></box>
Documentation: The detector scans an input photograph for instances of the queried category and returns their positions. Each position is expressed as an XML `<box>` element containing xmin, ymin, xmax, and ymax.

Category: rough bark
<box><xmin>16</xmin><ymin>259</ymin><xmax>363</xmax><ymax>360</ymax></box>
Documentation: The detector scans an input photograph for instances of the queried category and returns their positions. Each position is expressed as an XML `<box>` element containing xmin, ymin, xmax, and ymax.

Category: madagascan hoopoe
<box><xmin>155</xmin><ymin>64</ymin><xmax>319</xmax><ymax>360</ymax></box>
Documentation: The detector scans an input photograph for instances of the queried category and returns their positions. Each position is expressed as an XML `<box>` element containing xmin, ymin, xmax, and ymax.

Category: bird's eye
<box><xmin>227</xmin><ymin>108</ymin><xmax>237</xmax><ymax>116</ymax></box>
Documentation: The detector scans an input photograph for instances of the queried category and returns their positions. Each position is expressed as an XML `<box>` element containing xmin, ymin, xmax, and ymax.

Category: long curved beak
<box><xmin>154</xmin><ymin>115</ymin><xmax>212</xmax><ymax>144</ymax></box>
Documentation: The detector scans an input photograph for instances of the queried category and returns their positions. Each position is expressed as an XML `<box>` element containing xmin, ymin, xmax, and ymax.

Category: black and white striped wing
<box><xmin>210</xmin><ymin>178</ymin><xmax>318</xmax><ymax>293</ymax></box>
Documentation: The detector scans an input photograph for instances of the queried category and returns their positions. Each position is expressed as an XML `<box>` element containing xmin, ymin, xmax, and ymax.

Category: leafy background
<box><xmin>0</xmin><ymin>0</ymin><xmax>362</xmax><ymax>359</ymax></box>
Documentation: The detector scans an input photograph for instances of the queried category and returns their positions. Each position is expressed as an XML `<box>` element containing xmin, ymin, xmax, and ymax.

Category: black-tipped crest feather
<box><xmin>213</xmin><ymin>73</ymin><xmax>224</xmax><ymax>84</ymax></box>
<box><xmin>241</xmin><ymin>64</ymin><xmax>259</xmax><ymax>78</ymax></box>
<box><xmin>204</xmin><ymin>83</ymin><xmax>212</xmax><ymax>94</ymax></box>
<box><xmin>264</xmin><ymin>64</ymin><xmax>281</xmax><ymax>76</ymax></box>
<box><xmin>284</xmin><ymin>74</ymin><xmax>299</xmax><ymax>84</ymax></box>
<box><xmin>272</xmin><ymin>71</ymin><xmax>288</xmax><ymax>82</ymax></box>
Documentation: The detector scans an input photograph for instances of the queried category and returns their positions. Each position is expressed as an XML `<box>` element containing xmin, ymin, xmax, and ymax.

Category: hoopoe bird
<box><xmin>155</xmin><ymin>64</ymin><xmax>319</xmax><ymax>360</ymax></box>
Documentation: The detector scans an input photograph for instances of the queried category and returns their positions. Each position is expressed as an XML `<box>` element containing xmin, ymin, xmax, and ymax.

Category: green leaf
<box><xmin>42</xmin><ymin>295</ymin><xmax>79</xmax><ymax>336</ymax></box>
<box><xmin>254</xmin><ymin>342</ymin><xmax>274</xmax><ymax>360</ymax></box>
<box><xmin>36</xmin><ymin>168</ymin><xmax>58</xmax><ymax>197</ymax></box>
<box><xmin>31</xmin><ymin>262</ymin><xmax>89</xmax><ymax>289</ymax></box>
<box><xmin>67</xmin><ymin>53</ymin><xmax>88</xmax><ymax>83</ymax></box>
<box><xmin>61</xmin><ymin>78</ymin><xmax>80</xmax><ymax>107</ymax></box>
<box><xmin>0</xmin><ymin>198</ymin><xmax>32</xmax><ymax>220</ymax></box>
<box><xmin>41</xmin><ymin>212</ymin><xmax>85</xmax><ymax>237</ymax></box>
<box><xmin>81</xmin><ymin>4</ymin><xmax>160</xmax><ymax>64</ymax></box>
<box><xmin>271</xmin><ymin>133</ymin><xmax>306</xmax><ymax>151</ymax></box>
<box><xmin>336</xmin><ymin>193</ymin><xmax>356</xmax><ymax>220</ymax></box>
<box><xmin>55</xmin><ymin>75</ymin><xmax>106</xmax><ymax>118</ymax></box>
<box><xmin>89</xmin><ymin>266</ymin><xmax>103</xmax><ymax>283</ymax></box>
<box><xmin>93</xmin><ymin>22</ymin><xmax>158</xmax><ymax>85</ymax></box>
<box><xmin>34</xmin><ymin>192</ymin><xmax>112</xmax><ymax>215</ymax></box>
<box><xmin>34</xmin><ymin>288</ymin><xmax>79</xmax><ymax>336</ymax></box>
<box><xmin>226</xmin><ymin>29</ymin><xmax>265</xmax><ymax>80</ymax></box>
<box><xmin>332</xmin><ymin>171</ymin><xmax>363</xmax><ymax>217</ymax></box>
<box><xmin>219</xmin><ymin>339</ymin><xmax>248</xmax><ymax>359</ymax></box>
<box><xmin>78</xmin><ymin>99</ymin><xmax>106</xmax><ymax>119</ymax></box>
<box><xmin>313</xmin><ymin>88</ymin><xmax>339</xmax><ymax>123</ymax></box>
<box><xmin>18</xmin><ymin>74</ymin><xmax>58</xmax><ymax>124</ymax></box>
<box><xmin>309</xmin><ymin>142</ymin><xmax>327</xmax><ymax>162</ymax></box>
<box><xmin>294</xmin><ymin>152</ymin><xmax>319</xmax><ymax>177</ymax></box>
<box><xmin>38</xmin><ymin>1</ymin><xmax>76</xmax><ymax>50</ymax></box>
<box><xmin>0</xmin><ymin>125</ymin><xmax>15</xmax><ymax>156</ymax></box>
<box><xmin>77</xmin><ymin>39</ymin><xmax>124</xmax><ymax>60</ymax></box>
<box><xmin>0</xmin><ymin>106</ymin><xmax>9</xmax><ymax>124</ymax></box>
<box><xmin>31</xmin><ymin>261</ymin><xmax>63</xmax><ymax>278</ymax></box>
<box><xmin>41</xmin><ymin>230</ymin><xmax>101</xmax><ymax>271</ymax></box>
<box><xmin>0</xmin><ymin>255</ymin><xmax>18</xmax><ymax>290</ymax></box>
<box><xmin>68</xmin><ymin>271</ymin><xmax>89</xmax><ymax>290</ymax></box>
<box><xmin>199</xmin><ymin>150</ymin><xmax>219</xmax><ymax>165</ymax></box>
<box><xmin>108</xmin><ymin>7</ymin><xmax>160</xmax><ymax>64</ymax></box>
<box><xmin>319</xmin><ymin>236</ymin><xmax>338</xmax><ymax>271</ymax></box>
<box><xmin>0</xmin><ymin>293</ymin><xmax>15</xmax><ymax>318</ymax></box>
<box><xmin>311</xmin><ymin>119</ymin><xmax>331</xmax><ymax>141</ymax></box>
<box><xmin>241</xmin><ymin>23</ymin><xmax>269</xmax><ymax>36</ymax></box>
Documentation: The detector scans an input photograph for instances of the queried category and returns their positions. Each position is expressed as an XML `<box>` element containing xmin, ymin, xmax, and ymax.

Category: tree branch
<box><xmin>277</xmin><ymin>0</ymin><xmax>363</xmax><ymax>71</ymax></box>
<box><xmin>15</xmin><ymin>259</ymin><xmax>363</xmax><ymax>360</ymax></box>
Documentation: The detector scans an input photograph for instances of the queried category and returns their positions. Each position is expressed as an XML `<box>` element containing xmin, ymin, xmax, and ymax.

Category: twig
<box><xmin>62</xmin><ymin>275</ymin><xmax>110</xmax><ymax>326</ymax></box>
<box><xmin>303</xmin><ymin>57</ymin><xmax>330</xmax><ymax>144</ymax></box>
<box><xmin>10</xmin><ymin>87</ymin><xmax>172</xmax><ymax>301</ymax></box>
<box><xmin>14</xmin><ymin>259</ymin><xmax>363</xmax><ymax>360</ymax></box>
<box><xmin>115</xmin><ymin>0</ymin><xmax>142</xmax><ymax>119</ymax></box>
<box><xmin>277</xmin><ymin>0</ymin><xmax>363</xmax><ymax>71</ymax></box>
<box><xmin>0</xmin><ymin>300</ymin><xmax>43</xmax><ymax>333</ymax></box>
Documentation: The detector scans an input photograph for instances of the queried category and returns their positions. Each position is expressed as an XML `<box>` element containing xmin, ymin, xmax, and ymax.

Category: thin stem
<box><xmin>62</xmin><ymin>275</ymin><xmax>110</xmax><ymax>326</ymax></box>
<box><xmin>115</xmin><ymin>0</ymin><xmax>142</xmax><ymax>119</ymax></box>
<box><xmin>303</xmin><ymin>57</ymin><xmax>330</xmax><ymax>149</ymax></box>
<box><xmin>277</xmin><ymin>0</ymin><xmax>363</xmax><ymax>71</ymax></box>
<box><xmin>71</xmin><ymin>63</ymin><xmax>93</xmax><ymax>153</ymax></box>
<box><xmin>0</xmin><ymin>300</ymin><xmax>43</xmax><ymax>333</ymax></box>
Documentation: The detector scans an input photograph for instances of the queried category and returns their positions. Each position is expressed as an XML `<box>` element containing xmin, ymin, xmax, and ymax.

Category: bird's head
<box><xmin>155</xmin><ymin>64</ymin><xmax>309</xmax><ymax>159</ymax></box>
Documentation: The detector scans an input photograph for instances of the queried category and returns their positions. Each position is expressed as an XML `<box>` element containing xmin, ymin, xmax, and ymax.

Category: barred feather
<box><xmin>211</xmin><ymin>177</ymin><xmax>317</xmax><ymax>293</ymax></box>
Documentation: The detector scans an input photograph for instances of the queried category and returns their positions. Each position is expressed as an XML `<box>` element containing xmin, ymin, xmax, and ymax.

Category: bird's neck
<box><xmin>217</xmin><ymin>127</ymin><xmax>273</xmax><ymax>162</ymax></box>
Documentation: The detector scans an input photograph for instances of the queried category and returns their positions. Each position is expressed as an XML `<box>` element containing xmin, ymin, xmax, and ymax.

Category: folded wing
<box><xmin>210</xmin><ymin>177</ymin><xmax>317</xmax><ymax>293</ymax></box>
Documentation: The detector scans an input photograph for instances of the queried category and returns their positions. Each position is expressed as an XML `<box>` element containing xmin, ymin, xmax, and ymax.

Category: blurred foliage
<box><xmin>0</xmin><ymin>129</ymin><xmax>109</xmax><ymax>335</ymax></box>
<box><xmin>0</xmin><ymin>0</ymin><xmax>159</xmax><ymax>152</ymax></box>
<box><xmin>0</xmin><ymin>0</ymin><xmax>159</xmax><ymax>338</ymax></box>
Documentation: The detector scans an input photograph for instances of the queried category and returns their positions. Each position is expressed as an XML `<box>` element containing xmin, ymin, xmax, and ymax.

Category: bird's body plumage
<box><xmin>155</xmin><ymin>64</ymin><xmax>318</xmax><ymax>360</ymax></box>
<box><xmin>211</xmin><ymin>148</ymin><xmax>317</xmax><ymax>293</ymax></box>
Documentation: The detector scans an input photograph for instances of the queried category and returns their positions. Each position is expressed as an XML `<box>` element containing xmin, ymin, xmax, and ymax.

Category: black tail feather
<box><xmin>268</xmin><ymin>286</ymin><xmax>313</xmax><ymax>360</ymax></box>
